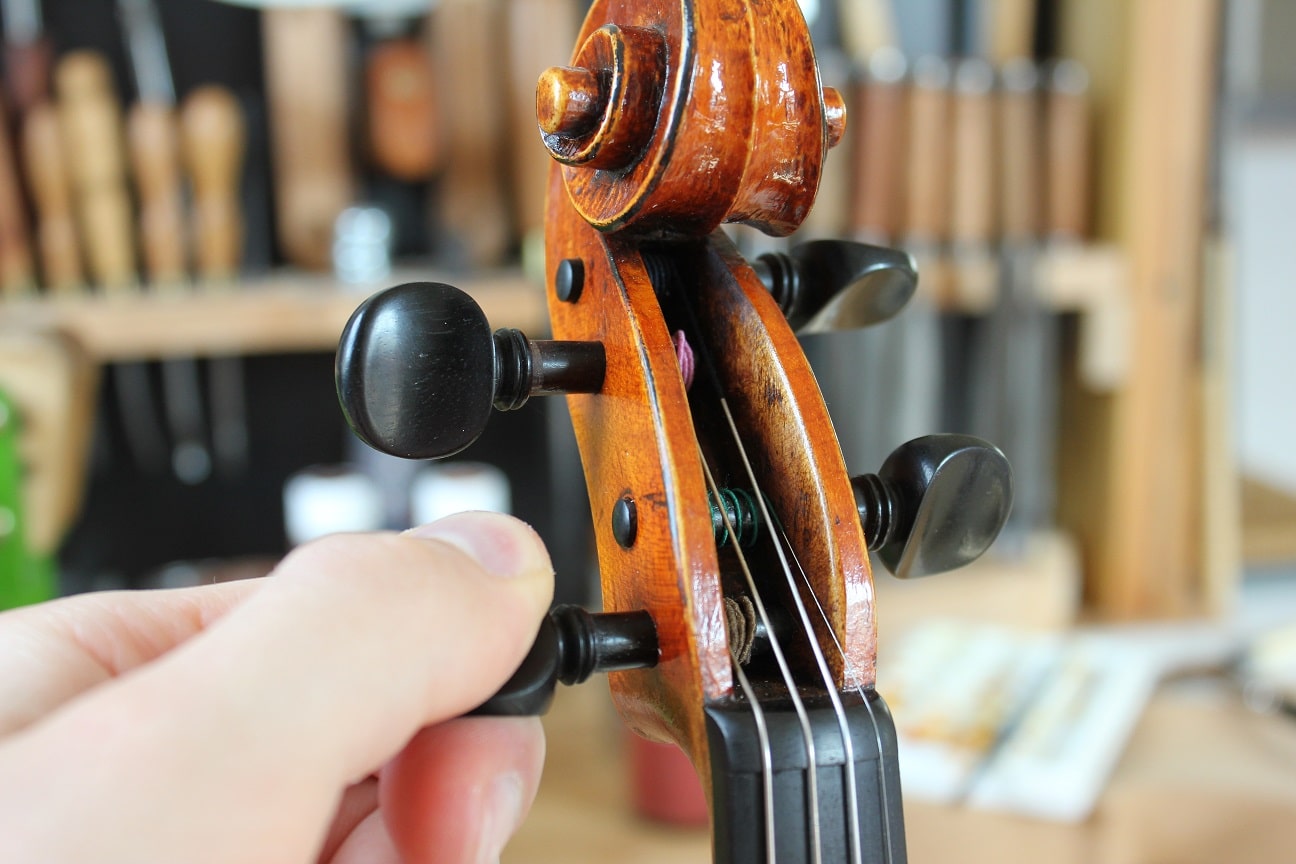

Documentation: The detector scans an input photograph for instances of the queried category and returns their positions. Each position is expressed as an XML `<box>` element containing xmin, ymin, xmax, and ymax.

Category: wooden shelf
<box><xmin>920</xmin><ymin>243</ymin><xmax>1130</xmax><ymax>391</ymax></box>
<box><xmin>0</xmin><ymin>268</ymin><xmax>547</xmax><ymax>362</ymax></box>
<box><xmin>1242</xmin><ymin>476</ymin><xmax>1296</xmax><ymax>566</ymax></box>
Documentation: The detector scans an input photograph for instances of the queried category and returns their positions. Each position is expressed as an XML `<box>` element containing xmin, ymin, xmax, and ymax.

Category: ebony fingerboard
<box><xmin>705</xmin><ymin>691</ymin><xmax>908</xmax><ymax>864</ymax></box>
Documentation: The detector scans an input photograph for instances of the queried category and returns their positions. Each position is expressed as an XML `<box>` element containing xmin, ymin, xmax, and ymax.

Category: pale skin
<box><xmin>0</xmin><ymin>511</ymin><xmax>555</xmax><ymax>864</ymax></box>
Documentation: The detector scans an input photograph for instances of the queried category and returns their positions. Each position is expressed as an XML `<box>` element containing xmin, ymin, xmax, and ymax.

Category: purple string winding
<box><xmin>673</xmin><ymin>330</ymin><xmax>695</xmax><ymax>390</ymax></box>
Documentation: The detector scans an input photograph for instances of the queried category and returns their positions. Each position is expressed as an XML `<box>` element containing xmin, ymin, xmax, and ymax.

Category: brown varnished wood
<box><xmin>546</xmin><ymin>162</ymin><xmax>730</xmax><ymax>781</ymax></box>
<box><xmin>687</xmin><ymin>234</ymin><xmax>876</xmax><ymax>688</ymax></box>
<box><xmin>542</xmin><ymin>0</ymin><xmax>838</xmax><ymax>238</ymax></box>
<box><xmin>541</xmin><ymin>0</ymin><xmax>875</xmax><ymax>800</ymax></box>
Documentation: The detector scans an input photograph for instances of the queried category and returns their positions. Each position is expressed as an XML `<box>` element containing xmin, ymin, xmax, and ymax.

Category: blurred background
<box><xmin>0</xmin><ymin>0</ymin><xmax>1292</xmax><ymax>861</ymax></box>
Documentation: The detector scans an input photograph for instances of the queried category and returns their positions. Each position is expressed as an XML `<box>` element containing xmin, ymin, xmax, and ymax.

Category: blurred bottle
<box><xmin>283</xmin><ymin>465</ymin><xmax>385</xmax><ymax>546</ymax></box>
<box><xmin>410</xmin><ymin>461</ymin><xmax>511</xmax><ymax>525</ymax></box>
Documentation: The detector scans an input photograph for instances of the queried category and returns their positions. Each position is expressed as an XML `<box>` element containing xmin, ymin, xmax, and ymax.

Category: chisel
<box><xmin>365</xmin><ymin>25</ymin><xmax>440</xmax><ymax>183</ymax></box>
<box><xmin>984</xmin><ymin>57</ymin><xmax>1052</xmax><ymax>548</ymax></box>
<box><xmin>0</xmin><ymin>91</ymin><xmax>34</xmax><ymax>297</ymax></box>
<box><xmin>181</xmin><ymin>86</ymin><xmax>248</xmax><ymax>477</ymax></box>
<box><xmin>262</xmin><ymin>7</ymin><xmax>352</xmax><ymax>270</ymax></box>
<box><xmin>432</xmin><ymin>0</ymin><xmax>511</xmax><ymax>268</ymax></box>
<box><xmin>503</xmin><ymin>0</ymin><xmax>578</xmax><ymax>258</ymax></box>
<box><xmin>56</xmin><ymin>50</ymin><xmax>169</xmax><ymax>472</ymax></box>
<box><xmin>20</xmin><ymin>102</ymin><xmax>81</xmax><ymax>294</ymax></box>
<box><xmin>0</xmin><ymin>0</ymin><xmax>51</xmax><ymax>119</ymax></box>
<box><xmin>120</xmin><ymin>0</ymin><xmax>212</xmax><ymax>483</ymax></box>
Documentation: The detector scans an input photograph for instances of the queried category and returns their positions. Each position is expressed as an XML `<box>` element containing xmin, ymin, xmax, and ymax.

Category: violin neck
<box><xmin>704</xmin><ymin>690</ymin><xmax>908</xmax><ymax>864</ymax></box>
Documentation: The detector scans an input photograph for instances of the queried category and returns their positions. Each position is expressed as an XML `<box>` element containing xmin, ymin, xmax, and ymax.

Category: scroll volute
<box><xmin>541</xmin><ymin>0</ymin><xmax>870</xmax><ymax>784</ymax></box>
<box><xmin>538</xmin><ymin>0</ymin><xmax>846</xmax><ymax>238</ymax></box>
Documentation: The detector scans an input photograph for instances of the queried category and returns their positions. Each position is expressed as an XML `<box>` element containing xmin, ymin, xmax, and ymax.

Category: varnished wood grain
<box><xmin>546</xmin><ymin>163</ymin><xmax>730</xmax><ymax>782</ymax></box>
<box><xmin>691</xmin><ymin>234</ymin><xmax>876</xmax><ymax>687</ymax></box>
<box><xmin>541</xmin><ymin>0</ymin><xmax>876</xmax><ymax>824</ymax></box>
<box><xmin>548</xmin><ymin>0</ymin><xmax>833</xmax><ymax>238</ymax></box>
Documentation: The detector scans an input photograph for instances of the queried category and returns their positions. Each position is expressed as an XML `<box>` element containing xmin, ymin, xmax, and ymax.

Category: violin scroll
<box><xmin>540</xmin><ymin>0</ymin><xmax>845</xmax><ymax>237</ymax></box>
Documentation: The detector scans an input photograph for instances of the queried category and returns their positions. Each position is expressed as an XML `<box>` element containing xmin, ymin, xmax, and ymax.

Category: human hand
<box><xmin>0</xmin><ymin>511</ymin><xmax>555</xmax><ymax>864</ymax></box>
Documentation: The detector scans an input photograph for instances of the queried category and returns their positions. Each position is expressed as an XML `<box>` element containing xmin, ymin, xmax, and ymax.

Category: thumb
<box><xmin>0</xmin><ymin>512</ymin><xmax>553</xmax><ymax>864</ymax></box>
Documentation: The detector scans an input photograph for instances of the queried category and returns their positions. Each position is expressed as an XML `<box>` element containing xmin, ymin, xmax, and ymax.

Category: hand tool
<box><xmin>886</xmin><ymin>54</ymin><xmax>949</xmax><ymax>451</ymax></box>
<box><xmin>0</xmin><ymin>0</ymin><xmax>51</xmax><ymax>119</ymax></box>
<box><xmin>0</xmin><ymin>91</ymin><xmax>34</xmax><ymax>297</ymax></box>
<box><xmin>262</xmin><ymin>7</ymin><xmax>352</xmax><ymax>270</ymax></box>
<box><xmin>20</xmin><ymin>101</ymin><xmax>81</xmax><ymax>293</ymax></box>
<box><xmin>120</xmin><ymin>0</ymin><xmax>212</xmax><ymax>483</ymax></box>
<box><xmin>364</xmin><ymin>22</ymin><xmax>440</xmax><ymax>182</ymax></box>
<box><xmin>1044</xmin><ymin>59</ymin><xmax>1090</xmax><ymax>243</ymax></box>
<box><xmin>432</xmin><ymin>0</ymin><xmax>511</xmax><ymax>268</ymax></box>
<box><xmin>832</xmin><ymin>3</ymin><xmax>906</xmax><ymax>473</ymax></box>
<box><xmin>56</xmin><ymin>51</ymin><xmax>169</xmax><ymax>473</ymax></box>
<box><xmin>504</xmin><ymin>0</ymin><xmax>579</xmax><ymax>258</ymax></box>
<box><xmin>181</xmin><ymin>85</ymin><xmax>248</xmax><ymax>477</ymax></box>
<box><xmin>977</xmin><ymin>57</ymin><xmax>1052</xmax><ymax>550</ymax></box>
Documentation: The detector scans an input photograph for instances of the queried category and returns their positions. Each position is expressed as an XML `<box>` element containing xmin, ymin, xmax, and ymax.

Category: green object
<box><xmin>0</xmin><ymin>390</ymin><xmax>55</xmax><ymax>609</ymax></box>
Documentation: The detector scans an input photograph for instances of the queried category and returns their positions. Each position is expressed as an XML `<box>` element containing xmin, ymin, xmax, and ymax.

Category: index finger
<box><xmin>0</xmin><ymin>512</ymin><xmax>554</xmax><ymax>864</ymax></box>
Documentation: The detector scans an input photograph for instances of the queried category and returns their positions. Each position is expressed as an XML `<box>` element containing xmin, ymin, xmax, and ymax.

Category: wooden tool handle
<box><xmin>0</xmin><ymin>92</ymin><xmax>35</xmax><ymax>296</ymax></box>
<box><xmin>263</xmin><ymin>8</ymin><xmax>352</xmax><ymax>271</ymax></box>
<box><xmin>127</xmin><ymin>102</ymin><xmax>187</xmax><ymax>286</ymax></box>
<box><xmin>997</xmin><ymin>59</ymin><xmax>1043</xmax><ymax>243</ymax></box>
<box><xmin>180</xmin><ymin>86</ymin><xmax>245</xmax><ymax>281</ymax></box>
<box><xmin>903</xmin><ymin>56</ymin><xmax>951</xmax><ymax>243</ymax></box>
<box><xmin>20</xmin><ymin>102</ymin><xmax>82</xmax><ymax>293</ymax></box>
<box><xmin>504</xmin><ymin>0</ymin><xmax>578</xmax><ymax>242</ymax></box>
<box><xmin>4</xmin><ymin>38</ymin><xmax>52</xmax><ymax>118</ymax></box>
<box><xmin>850</xmin><ymin>48</ymin><xmax>907</xmax><ymax>243</ymax></box>
<box><xmin>948</xmin><ymin>58</ymin><xmax>996</xmax><ymax>248</ymax></box>
<box><xmin>1045</xmin><ymin>60</ymin><xmax>1091</xmax><ymax>240</ymax></box>
<box><xmin>56</xmin><ymin>51</ymin><xmax>136</xmax><ymax>292</ymax></box>
<box><xmin>366</xmin><ymin>36</ymin><xmax>441</xmax><ymax>181</ymax></box>
<box><xmin>986</xmin><ymin>0</ymin><xmax>1037</xmax><ymax>66</ymax></box>
<box><xmin>433</xmin><ymin>0</ymin><xmax>512</xmax><ymax>267</ymax></box>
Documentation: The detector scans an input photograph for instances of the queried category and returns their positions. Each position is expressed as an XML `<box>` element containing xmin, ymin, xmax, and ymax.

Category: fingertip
<box><xmin>406</xmin><ymin>512</ymin><xmax>553</xmax><ymax>585</ymax></box>
<box><xmin>380</xmin><ymin>717</ymin><xmax>546</xmax><ymax>864</ymax></box>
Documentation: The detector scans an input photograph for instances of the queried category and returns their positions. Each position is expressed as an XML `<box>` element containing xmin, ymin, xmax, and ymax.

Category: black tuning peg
<box><xmin>752</xmin><ymin>239</ymin><xmax>918</xmax><ymax>333</ymax></box>
<box><xmin>336</xmin><ymin>282</ymin><xmax>606</xmax><ymax>460</ymax></box>
<box><xmin>471</xmin><ymin>605</ymin><xmax>659</xmax><ymax>716</ymax></box>
<box><xmin>852</xmin><ymin>434</ymin><xmax>1013</xmax><ymax>579</ymax></box>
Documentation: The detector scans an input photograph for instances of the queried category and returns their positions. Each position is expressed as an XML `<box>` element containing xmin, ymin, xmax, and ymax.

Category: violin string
<box><xmin>769</xmin><ymin>514</ymin><xmax>898</xmax><ymax>864</ymax></box>
<box><xmin>727</xmin><ymin>636</ymin><xmax>778</xmax><ymax>864</ymax></box>
<box><xmin>714</xmin><ymin>399</ymin><xmax>864</xmax><ymax>864</ymax></box>
<box><xmin>699</xmin><ymin>452</ymin><xmax>824</xmax><ymax>864</ymax></box>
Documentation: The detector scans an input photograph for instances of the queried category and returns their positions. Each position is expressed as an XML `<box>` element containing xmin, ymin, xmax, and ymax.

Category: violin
<box><xmin>336</xmin><ymin>1</ymin><xmax>1013</xmax><ymax>862</ymax></box>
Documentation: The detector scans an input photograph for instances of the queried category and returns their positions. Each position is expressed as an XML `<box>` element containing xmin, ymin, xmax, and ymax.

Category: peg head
<box><xmin>336</xmin><ymin>282</ymin><xmax>495</xmax><ymax>460</ymax></box>
<box><xmin>856</xmin><ymin>434</ymin><xmax>1013</xmax><ymax>579</ymax></box>
<box><xmin>755</xmin><ymin>240</ymin><xmax>919</xmax><ymax>333</ymax></box>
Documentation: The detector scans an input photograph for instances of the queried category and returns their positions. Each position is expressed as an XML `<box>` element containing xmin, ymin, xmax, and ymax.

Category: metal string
<box><xmin>768</xmin><ymin>511</ymin><xmax>898</xmax><ymax>864</ymax></box>
<box><xmin>728</xmin><ymin>640</ymin><xmax>779</xmax><ymax>863</ymax></box>
<box><xmin>699</xmin><ymin>453</ymin><xmax>824</xmax><ymax>864</ymax></box>
<box><xmin>713</xmin><ymin>400</ymin><xmax>865</xmax><ymax>864</ymax></box>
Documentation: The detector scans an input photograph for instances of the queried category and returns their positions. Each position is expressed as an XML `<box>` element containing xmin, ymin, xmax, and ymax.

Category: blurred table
<box><xmin>505</xmin><ymin>679</ymin><xmax>1296</xmax><ymax>863</ymax></box>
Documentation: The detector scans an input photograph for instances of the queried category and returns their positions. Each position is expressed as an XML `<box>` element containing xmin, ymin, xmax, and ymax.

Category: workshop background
<box><xmin>0</xmin><ymin>0</ymin><xmax>1293</xmax><ymax>862</ymax></box>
